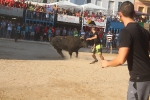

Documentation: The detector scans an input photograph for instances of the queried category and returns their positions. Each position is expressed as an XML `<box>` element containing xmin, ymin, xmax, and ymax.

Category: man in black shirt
<box><xmin>101</xmin><ymin>1</ymin><xmax>150</xmax><ymax>100</ymax></box>
<box><xmin>86</xmin><ymin>27</ymin><xmax>104</xmax><ymax>64</ymax></box>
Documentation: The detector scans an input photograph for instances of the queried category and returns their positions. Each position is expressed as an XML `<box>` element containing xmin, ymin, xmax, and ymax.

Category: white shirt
<box><xmin>7</xmin><ymin>24</ymin><xmax>12</xmax><ymax>30</ymax></box>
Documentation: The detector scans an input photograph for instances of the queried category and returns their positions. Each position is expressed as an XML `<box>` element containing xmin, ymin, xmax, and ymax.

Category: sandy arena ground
<box><xmin>0</xmin><ymin>38</ymin><xmax>147</xmax><ymax>100</ymax></box>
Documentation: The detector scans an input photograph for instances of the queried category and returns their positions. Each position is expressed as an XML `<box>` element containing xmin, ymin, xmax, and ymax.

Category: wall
<box><xmin>134</xmin><ymin>0</ymin><xmax>150</xmax><ymax>14</ymax></box>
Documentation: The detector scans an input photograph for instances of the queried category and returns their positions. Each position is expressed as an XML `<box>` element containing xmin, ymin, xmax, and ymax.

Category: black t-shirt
<box><xmin>93</xmin><ymin>32</ymin><xmax>101</xmax><ymax>46</ymax></box>
<box><xmin>119</xmin><ymin>22</ymin><xmax>150</xmax><ymax>82</ymax></box>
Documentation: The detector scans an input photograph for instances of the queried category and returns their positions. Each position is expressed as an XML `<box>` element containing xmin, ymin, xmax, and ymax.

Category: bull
<box><xmin>51</xmin><ymin>36</ymin><xmax>87</xmax><ymax>58</ymax></box>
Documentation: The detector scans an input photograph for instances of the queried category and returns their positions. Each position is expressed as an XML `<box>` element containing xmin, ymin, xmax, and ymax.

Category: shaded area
<box><xmin>0</xmin><ymin>39</ymin><xmax>65</xmax><ymax>60</ymax></box>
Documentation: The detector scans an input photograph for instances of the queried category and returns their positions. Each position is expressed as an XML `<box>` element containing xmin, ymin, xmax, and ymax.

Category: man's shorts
<box><xmin>107</xmin><ymin>42</ymin><xmax>112</xmax><ymax>48</ymax></box>
<box><xmin>127</xmin><ymin>81</ymin><xmax>150</xmax><ymax>100</ymax></box>
<box><xmin>92</xmin><ymin>44</ymin><xmax>102</xmax><ymax>54</ymax></box>
<box><xmin>21</xmin><ymin>31</ymin><xmax>25</xmax><ymax>36</ymax></box>
<box><xmin>30</xmin><ymin>32</ymin><xmax>35</xmax><ymax>36</ymax></box>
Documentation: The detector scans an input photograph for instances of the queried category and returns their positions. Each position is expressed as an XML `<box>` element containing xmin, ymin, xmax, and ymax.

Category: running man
<box><xmin>101</xmin><ymin>1</ymin><xmax>150</xmax><ymax>100</ymax></box>
<box><xmin>86</xmin><ymin>27</ymin><xmax>104</xmax><ymax>64</ymax></box>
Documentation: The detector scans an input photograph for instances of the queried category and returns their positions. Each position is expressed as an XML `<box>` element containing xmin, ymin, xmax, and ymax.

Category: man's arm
<box><xmin>86</xmin><ymin>34</ymin><xmax>97</xmax><ymax>40</ymax></box>
<box><xmin>101</xmin><ymin>47</ymin><xmax>129</xmax><ymax>67</ymax></box>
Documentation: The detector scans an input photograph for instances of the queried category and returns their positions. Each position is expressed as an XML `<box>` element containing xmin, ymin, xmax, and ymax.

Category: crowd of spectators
<box><xmin>26</xmin><ymin>2</ymin><xmax>54</xmax><ymax>21</ymax></box>
<box><xmin>134</xmin><ymin>15</ymin><xmax>150</xmax><ymax>23</ymax></box>
<box><xmin>0</xmin><ymin>0</ymin><xmax>26</xmax><ymax>9</ymax></box>
<box><xmin>0</xmin><ymin>19</ymin><xmax>87</xmax><ymax>42</ymax></box>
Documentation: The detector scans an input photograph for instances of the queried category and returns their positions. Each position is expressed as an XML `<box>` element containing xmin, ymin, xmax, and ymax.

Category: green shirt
<box><xmin>74</xmin><ymin>30</ymin><xmax>78</xmax><ymax>36</ymax></box>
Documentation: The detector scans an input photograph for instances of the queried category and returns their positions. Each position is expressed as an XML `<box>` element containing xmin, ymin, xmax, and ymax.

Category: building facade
<box><xmin>26</xmin><ymin>0</ymin><xmax>134</xmax><ymax>15</ymax></box>
<box><xmin>70</xmin><ymin>0</ymin><xmax>134</xmax><ymax>15</ymax></box>
<box><xmin>134</xmin><ymin>0</ymin><xmax>150</xmax><ymax>14</ymax></box>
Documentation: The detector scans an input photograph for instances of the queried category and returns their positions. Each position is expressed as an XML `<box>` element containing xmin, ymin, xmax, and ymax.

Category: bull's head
<box><xmin>80</xmin><ymin>36</ymin><xmax>88</xmax><ymax>48</ymax></box>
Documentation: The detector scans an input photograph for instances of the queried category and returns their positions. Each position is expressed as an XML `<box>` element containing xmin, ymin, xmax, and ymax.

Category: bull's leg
<box><xmin>68</xmin><ymin>51</ymin><xmax>72</xmax><ymax>58</ymax></box>
<box><xmin>76</xmin><ymin>51</ymin><xmax>78</xmax><ymax>58</ymax></box>
<box><xmin>56</xmin><ymin>49</ymin><xmax>64</xmax><ymax>58</ymax></box>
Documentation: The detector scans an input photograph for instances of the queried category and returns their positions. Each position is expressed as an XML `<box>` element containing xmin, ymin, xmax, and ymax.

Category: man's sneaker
<box><xmin>90</xmin><ymin>60</ymin><xmax>98</xmax><ymax>64</ymax></box>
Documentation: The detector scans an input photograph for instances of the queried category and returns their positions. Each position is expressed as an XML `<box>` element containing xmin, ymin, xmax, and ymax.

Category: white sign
<box><xmin>84</xmin><ymin>17</ymin><xmax>106</xmax><ymax>26</ymax></box>
<box><xmin>57</xmin><ymin>14</ymin><xmax>79</xmax><ymax>24</ymax></box>
<box><xmin>0</xmin><ymin>5</ymin><xmax>23</xmax><ymax>17</ymax></box>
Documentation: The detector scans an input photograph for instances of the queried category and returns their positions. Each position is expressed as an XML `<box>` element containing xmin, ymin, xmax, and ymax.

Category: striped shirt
<box><xmin>106</xmin><ymin>34</ymin><xmax>113</xmax><ymax>42</ymax></box>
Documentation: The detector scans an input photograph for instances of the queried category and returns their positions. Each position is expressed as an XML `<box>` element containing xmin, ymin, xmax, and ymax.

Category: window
<box><xmin>138</xmin><ymin>7</ymin><xmax>144</xmax><ymax>12</ymax></box>
<box><xmin>87</xmin><ymin>0</ymin><xmax>91</xmax><ymax>3</ymax></box>
<box><xmin>147</xmin><ymin>7</ymin><xmax>150</xmax><ymax>14</ymax></box>
<box><xmin>97</xmin><ymin>0</ymin><xmax>102</xmax><ymax>6</ymax></box>
<box><xmin>108</xmin><ymin>1</ymin><xmax>114</xmax><ymax>10</ymax></box>
<box><xmin>118</xmin><ymin>2</ymin><xmax>122</xmax><ymax>11</ymax></box>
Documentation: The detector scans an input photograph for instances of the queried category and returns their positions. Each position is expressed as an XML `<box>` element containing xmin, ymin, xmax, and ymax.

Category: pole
<box><xmin>81</xmin><ymin>0</ymin><xmax>86</xmax><ymax>30</ymax></box>
<box><xmin>81</xmin><ymin>6</ymin><xmax>84</xmax><ymax>30</ymax></box>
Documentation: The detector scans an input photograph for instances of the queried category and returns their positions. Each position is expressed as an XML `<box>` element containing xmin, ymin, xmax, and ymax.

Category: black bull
<box><xmin>51</xmin><ymin>36</ymin><xmax>88</xmax><ymax>58</ymax></box>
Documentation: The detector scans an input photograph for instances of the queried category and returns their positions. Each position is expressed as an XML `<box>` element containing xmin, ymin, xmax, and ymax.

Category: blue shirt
<box><xmin>17</xmin><ymin>26</ymin><xmax>21</xmax><ymax>33</ymax></box>
<box><xmin>25</xmin><ymin>26</ymin><xmax>29</xmax><ymax>32</ymax></box>
<box><xmin>31</xmin><ymin>26</ymin><xmax>35</xmax><ymax>32</ymax></box>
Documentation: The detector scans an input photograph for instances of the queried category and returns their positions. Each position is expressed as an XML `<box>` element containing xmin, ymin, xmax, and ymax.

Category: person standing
<box><xmin>25</xmin><ymin>23</ymin><xmax>29</xmax><ymax>40</ymax></box>
<box><xmin>6</xmin><ymin>21</ymin><xmax>12</xmax><ymax>38</ymax></box>
<box><xmin>39</xmin><ymin>24</ymin><xmax>44</xmax><ymax>42</ymax></box>
<box><xmin>43</xmin><ymin>26</ymin><xmax>48</xmax><ymax>42</ymax></box>
<box><xmin>102</xmin><ymin>32</ymin><xmax>107</xmax><ymax>47</ymax></box>
<box><xmin>15</xmin><ymin>23</ymin><xmax>21</xmax><ymax>42</ymax></box>
<box><xmin>86</xmin><ymin>27</ymin><xmax>104</xmax><ymax>64</ymax></box>
<box><xmin>67</xmin><ymin>28</ymin><xmax>73</xmax><ymax>36</ymax></box>
<box><xmin>1</xmin><ymin>20</ymin><xmax>6</xmax><ymax>37</ymax></box>
<box><xmin>30</xmin><ymin>24</ymin><xmax>35</xmax><ymax>40</ymax></box>
<box><xmin>62</xmin><ymin>27</ymin><xmax>67</xmax><ymax>36</ymax></box>
<box><xmin>106</xmin><ymin>31</ymin><xmax>113</xmax><ymax>54</ymax></box>
<box><xmin>21</xmin><ymin>24</ymin><xmax>25</xmax><ymax>40</ymax></box>
<box><xmin>73</xmin><ymin>28</ymin><xmax>78</xmax><ymax>37</ymax></box>
<box><xmin>101</xmin><ymin>1</ymin><xmax>150</xmax><ymax>100</ymax></box>
<box><xmin>35</xmin><ymin>24</ymin><xmax>40</xmax><ymax>41</ymax></box>
<box><xmin>48</xmin><ymin>27</ymin><xmax>52</xmax><ymax>42</ymax></box>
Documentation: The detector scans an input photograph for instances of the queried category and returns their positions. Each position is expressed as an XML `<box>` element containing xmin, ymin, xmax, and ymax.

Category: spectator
<box><xmin>51</xmin><ymin>26</ymin><xmax>55</xmax><ymax>37</ymax></box>
<box><xmin>73</xmin><ymin>28</ymin><xmax>78</xmax><ymax>37</ymax></box>
<box><xmin>39</xmin><ymin>24</ymin><xmax>44</xmax><ymax>42</ymax></box>
<box><xmin>1</xmin><ymin>20</ymin><xmax>6</xmax><ymax>37</ymax></box>
<box><xmin>115</xmin><ymin>32</ymin><xmax>120</xmax><ymax>49</ymax></box>
<box><xmin>30</xmin><ymin>24</ymin><xmax>35</xmax><ymax>40</ymax></box>
<box><xmin>62</xmin><ymin>27</ymin><xmax>67</xmax><ymax>36</ymax></box>
<box><xmin>43</xmin><ymin>26</ymin><xmax>48</xmax><ymax>42</ymax></box>
<box><xmin>106</xmin><ymin>31</ymin><xmax>113</xmax><ymax>54</ymax></box>
<box><xmin>25</xmin><ymin>23</ymin><xmax>29</xmax><ymax>40</ymax></box>
<box><xmin>21</xmin><ymin>24</ymin><xmax>25</xmax><ymax>40</ymax></box>
<box><xmin>67</xmin><ymin>28</ymin><xmax>73</xmax><ymax>36</ymax></box>
<box><xmin>102</xmin><ymin>32</ymin><xmax>107</xmax><ymax>47</ymax></box>
<box><xmin>48</xmin><ymin>27</ymin><xmax>52</xmax><ymax>42</ymax></box>
<box><xmin>29</xmin><ymin>24</ymin><xmax>32</xmax><ymax>39</ymax></box>
<box><xmin>35</xmin><ymin>24</ymin><xmax>40</xmax><ymax>41</ymax></box>
<box><xmin>15</xmin><ymin>23</ymin><xmax>21</xmax><ymax>42</ymax></box>
<box><xmin>80</xmin><ymin>29</ymin><xmax>85</xmax><ymax>38</ymax></box>
<box><xmin>55</xmin><ymin>27</ymin><xmax>60</xmax><ymax>36</ymax></box>
<box><xmin>6</xmin><ymin>21</ymin><xmax>12</xmax><ymax>38</ymax></box>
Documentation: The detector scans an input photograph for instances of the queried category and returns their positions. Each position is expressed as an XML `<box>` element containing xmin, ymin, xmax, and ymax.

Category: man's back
<box><xmin>120</xmin><ymin>22</ymin><xmax>150</xmax><ymax>82</ymax></box>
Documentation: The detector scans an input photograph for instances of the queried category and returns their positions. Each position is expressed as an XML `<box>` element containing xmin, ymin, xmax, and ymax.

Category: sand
<box><xmin>0</xmin><ymin>39</ymin><xmax>148</xmax><ymax>100</ymax></box>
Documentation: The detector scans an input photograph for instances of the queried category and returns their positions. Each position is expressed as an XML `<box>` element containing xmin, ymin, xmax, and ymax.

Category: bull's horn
<box><xmin>80</xmin><ymin>36</ymin><xmax>84</xmax><ymax>39</ymax></box>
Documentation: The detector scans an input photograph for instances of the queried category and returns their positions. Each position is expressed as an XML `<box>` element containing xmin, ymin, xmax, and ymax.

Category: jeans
<box><xmin>6</xmin><ymin>30</ymin><xmax>12</xmax><ymax>38</ymax></box>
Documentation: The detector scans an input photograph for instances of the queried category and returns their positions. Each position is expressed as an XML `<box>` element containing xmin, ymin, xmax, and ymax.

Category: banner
<box><xmin>57</xmin><ymin>14</ymin><xmax>80</xmax><ymax>24</ymax></box>
<box><xmin>0</xmin><ymin>5</ymin><xmax>23</xmax><ymax>17</ymax></box>
<box><xmin>84</xmin><ymin>17</ymin><xmax>106</xmax><ymax>26</ymax></box>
